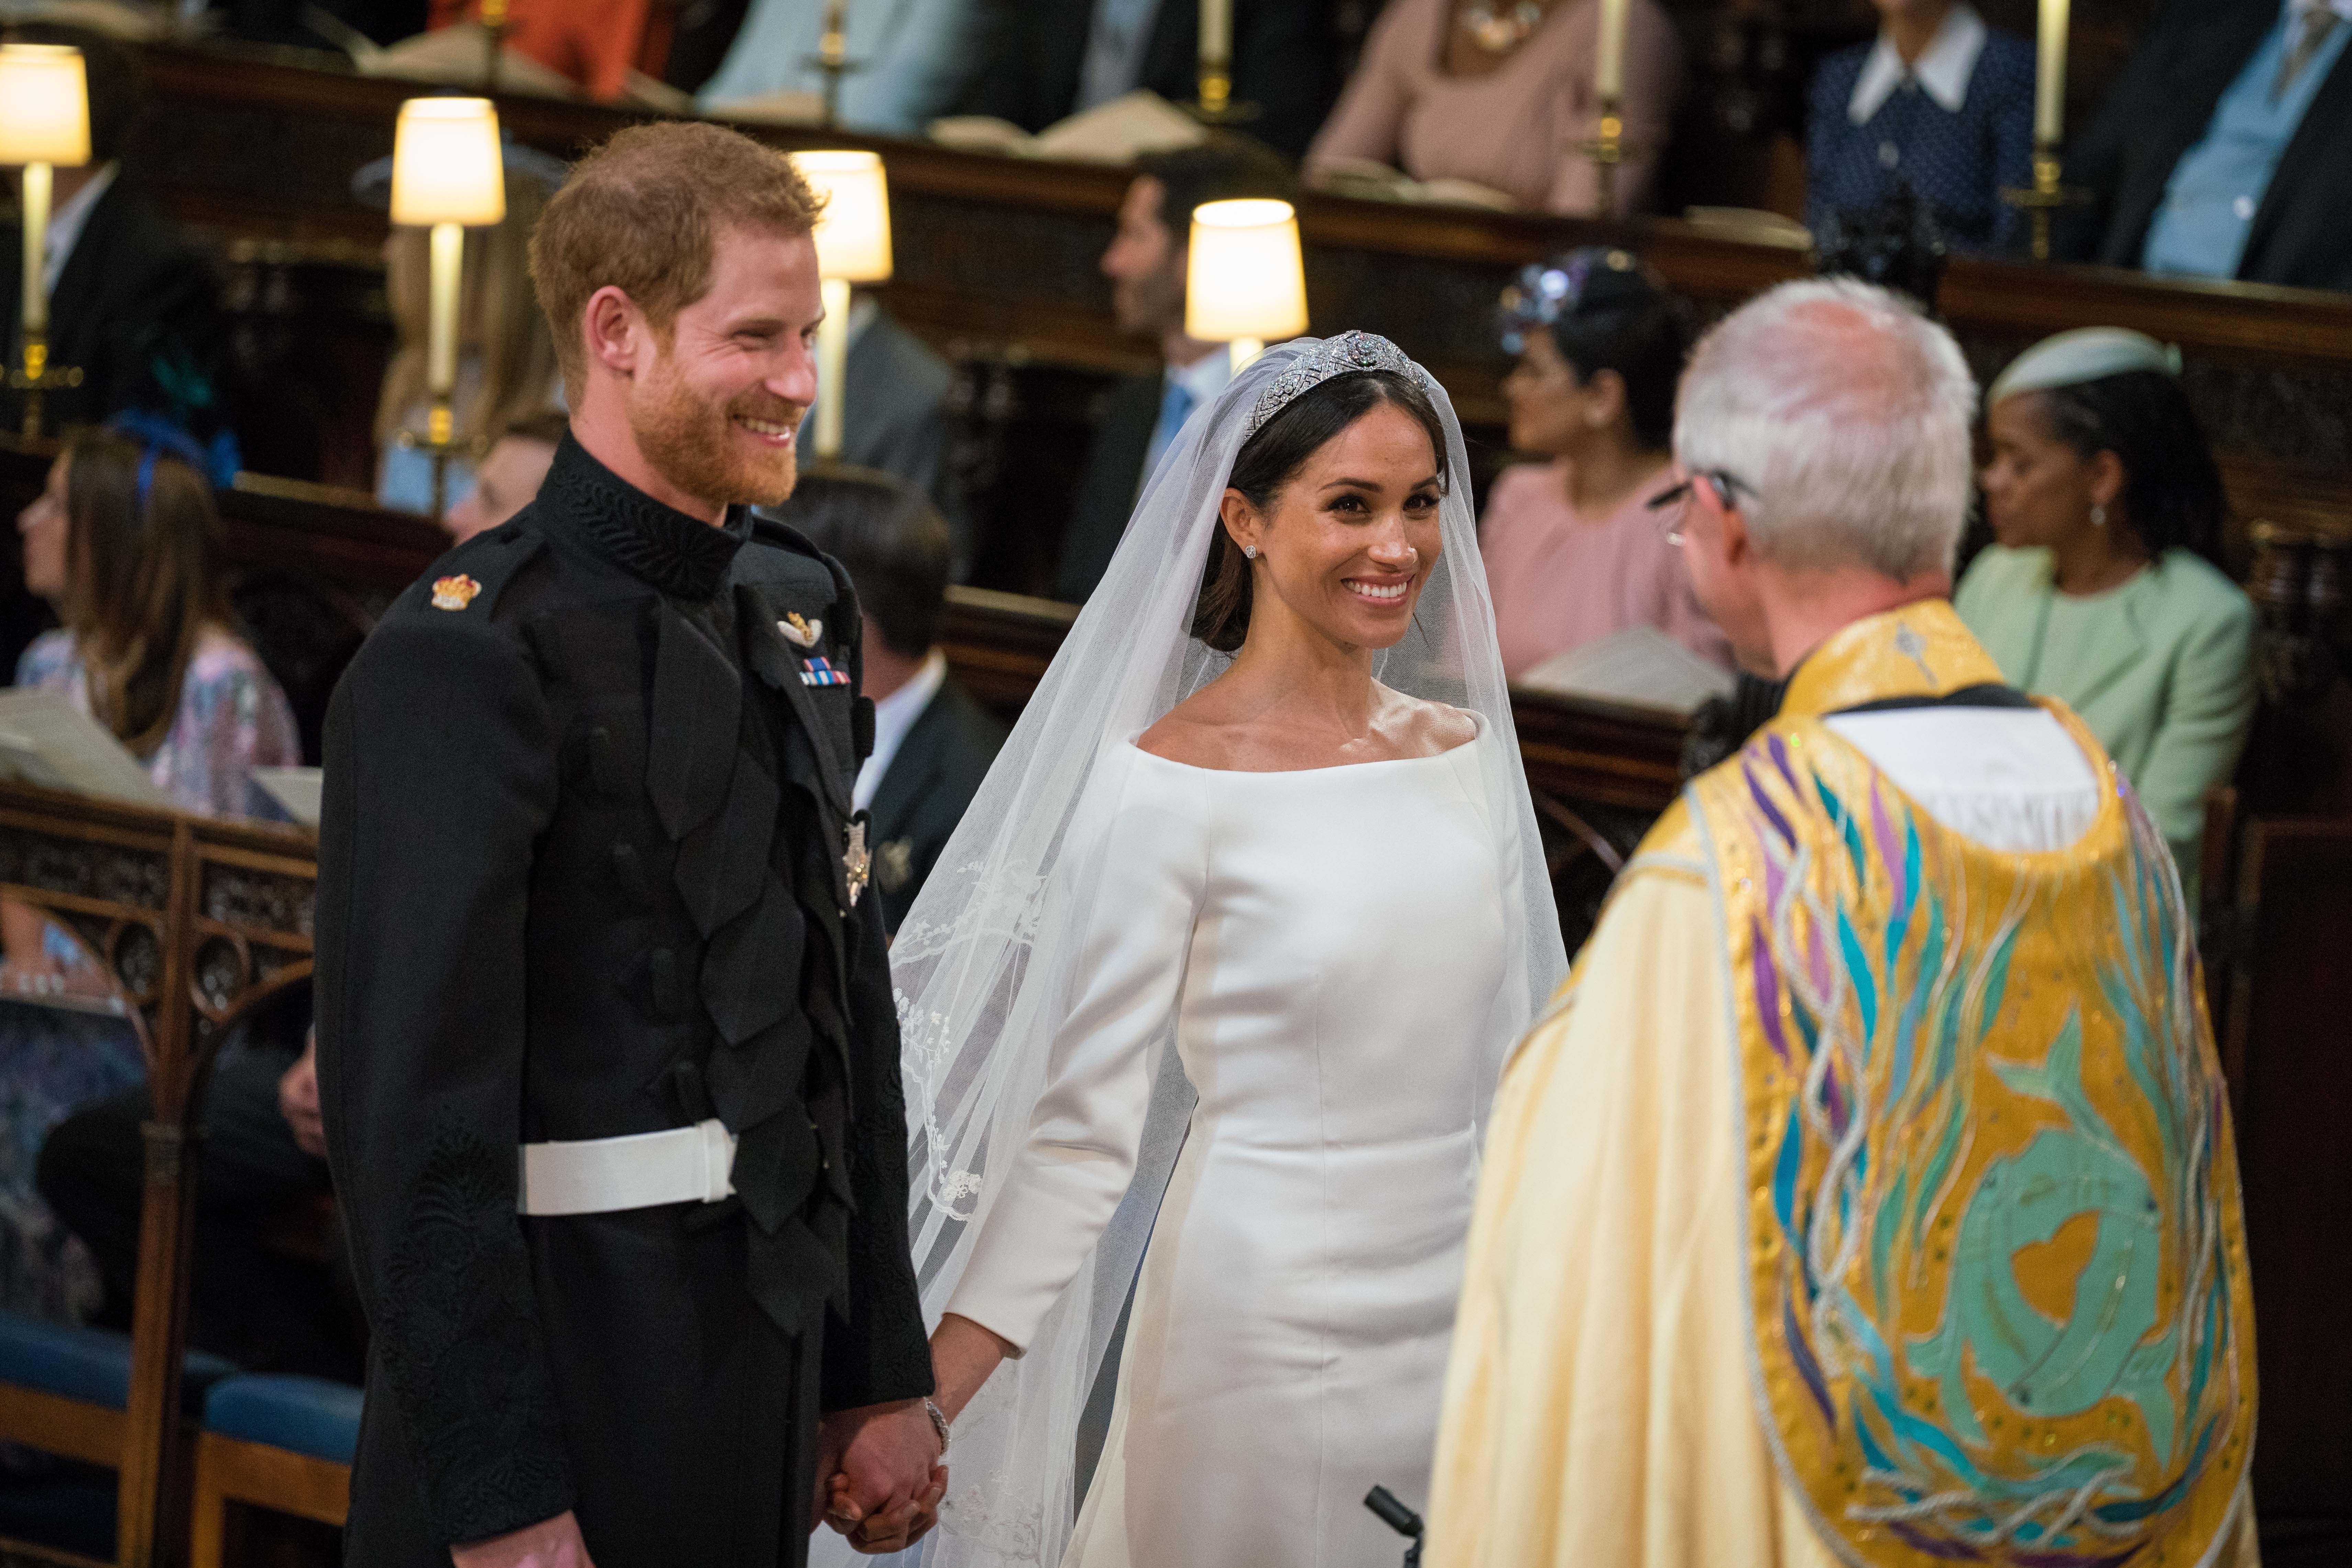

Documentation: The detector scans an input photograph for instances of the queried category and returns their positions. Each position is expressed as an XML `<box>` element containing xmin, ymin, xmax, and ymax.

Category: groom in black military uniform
<box><xmin>317</xmin><ymin>122</ymin><xmax>942</xmax><ymax>1568</ymax></box>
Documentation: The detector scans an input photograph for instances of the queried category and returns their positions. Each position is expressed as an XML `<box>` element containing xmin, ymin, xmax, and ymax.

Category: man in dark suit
<box><xmin>0</xmin><ymin>27</ymin><xmax>233</xmax><ymax>466</ymax></box>
<box><xmin>775</xmin><ymin>467</ymin><xmax>1007</xmax><ymax>936</ymax></box>
<box><xmin>1054</xmin><ymin>136</ymin><xmax>1295</xmax><ymax>605</ymax></box>
<box><xmin>317</xmin><ymin>123</ymin><xmax>940</xmax><ymax>1568</ymax></box>
<box><xmin>2058</xmin><ymin>0</ymin><xmax>2352</xmax><ymax>291</ymax></box>
<box><xmin>956</xmin><ymin>0</ymin><xmax>1339</xmax><ymax>161</ymax></box>
<box><xmin>842</xmin><ymin>297</ymin><xmax>972</xmax><ymax>577</ymax></box>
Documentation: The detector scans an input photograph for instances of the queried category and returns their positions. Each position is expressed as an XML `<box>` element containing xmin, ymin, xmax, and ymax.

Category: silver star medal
<box><xmin>843</xmin><ymin>819</ymin><xmax>871</xmax><ymax>907</ymax></box>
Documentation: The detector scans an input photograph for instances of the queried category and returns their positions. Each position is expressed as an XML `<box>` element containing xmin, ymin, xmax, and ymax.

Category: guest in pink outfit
<box><xmin>1304</xmin><ymin>0</ymin><xmax>1684</xmax><ymax>216</ymax></box>
<box><xmin>1480</xmin><ymin>248</ymin><xmax>1730</xmax><ymax>678</ymax></box>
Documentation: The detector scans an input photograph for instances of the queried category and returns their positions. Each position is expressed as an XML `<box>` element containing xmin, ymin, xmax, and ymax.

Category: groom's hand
<box><xmin>830</xmin><ymin>1461</ymin><xmax>947</xmax><ymax>1554</ymax></box>
<box><xmin>819</xmin><ymin>1400</ymin><xmax>945</xmax><ymax>1551</ymax></box>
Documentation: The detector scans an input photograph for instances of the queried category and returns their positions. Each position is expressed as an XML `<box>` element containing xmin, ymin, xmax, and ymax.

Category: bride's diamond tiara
<box><xmin>1245</xmin><ymin>331</ymin><xmax>1429</xmax><ymax>437</ymax></box>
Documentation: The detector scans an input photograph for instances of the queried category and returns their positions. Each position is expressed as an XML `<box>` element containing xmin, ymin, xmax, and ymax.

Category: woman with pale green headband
<box><xmin>1956</xmin><ymin>326</ymin><xmax>2254</xmax><ymax>894</ymax></box>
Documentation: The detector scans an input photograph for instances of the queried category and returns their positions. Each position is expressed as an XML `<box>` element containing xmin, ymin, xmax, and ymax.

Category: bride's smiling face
<box><xmin>1222</xmin><ymin>401</ymin><xmax>1444</xmax><ymax>652</ymax></box>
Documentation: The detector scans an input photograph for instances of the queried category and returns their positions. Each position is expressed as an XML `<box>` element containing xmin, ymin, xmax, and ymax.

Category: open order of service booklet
<box><xmin>0</xmin><ymin>688</ymin><xmax>173</xmax><ymax>810</ymax></box>
<box><xmin>1513</xmin><ymin>624</ymin><xmax>1738</xmax><ymax>717</ymax></box>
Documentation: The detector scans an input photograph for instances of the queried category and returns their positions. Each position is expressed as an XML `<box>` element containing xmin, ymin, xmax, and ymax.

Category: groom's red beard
<box><xmin>629</xmin><ymin>355</ymin><xmax>803</xmax><ymax>510</ymax></box>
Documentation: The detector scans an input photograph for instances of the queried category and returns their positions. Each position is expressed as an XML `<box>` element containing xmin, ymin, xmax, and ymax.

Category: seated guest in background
<box><xmin>1055</xmin><ymin>137</ymin><xmax>1295</xmax><ymax>604</ymax></box>
<box><xmin>1</xmin><ymin>432</ymin><xmax>299</xmax><ymax>1322</ymax></box>
<box><xmin>1483</xmin><ymin>249</ymin><xmax>1728</xmax><ymax>679</ymax></box>
<box><xmin>424</xmin><ymin>0</ymin><xmax>669</xmax><ymax>100</ymax></box>
<box><xmin>0</xmin><ymin>28</ymin><xmax>235</xmax><ymax>477</ymax></box>
<box><xmin>956</xmin><ymin>0</ymin><xmax>1339</xmax><ymax>161</ymax></box>
<box><xmin>776</xmin><ymin>468</ymin><xmax>1006</xmax><ymax>935</ymax></box>
<box><xmin>441</xmin><ymin>407</ymin><xmax>564</xmax><ymax>545</ymax></box>
<box><xmin>366</xmin><ymin>153</ymin><xmax>565</xmax><ymax>515</ymax></box>
<box><xmin>1305</xmin><ymin>0</ymin><xmax>1683</xmax><ymax>215</ymax></box>
<box><xmin>842</xmin><ymin>293</ymin><xmax>973</xmax><ymax>577</ymax></box>
<box><xmin>39</xmin><ymin>1024</ymin><xmax>356</xmax><ymax>1380</ymax></box>
<box><xmin>1958</xmin><ymin>327</ymin><xmax>2255</xmax><ymax>884</ymax></box>
<box><xmin>2059</xmin><ymin>0</ymin><xmax>2352</xmax><ymax>291</ymax></box>
<box><xmin>701</xmin><ymin>0</ymin><xmax>993</xmax><ymax>135</ymax></box>
<box><xmin>1805</xmin><ymin>0</ymin><xmax>2035</xmax><ymax>253</ymax></box>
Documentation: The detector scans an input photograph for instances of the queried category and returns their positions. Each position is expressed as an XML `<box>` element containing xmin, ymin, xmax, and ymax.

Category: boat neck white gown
<box><xmin>944</xmin><ymin>725</ymin><xmax>1515</xmax><ymax>1568</ymax></box>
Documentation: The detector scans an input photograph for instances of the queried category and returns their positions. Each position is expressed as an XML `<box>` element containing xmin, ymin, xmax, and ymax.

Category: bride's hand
<box><xmin>928</xmin><ymin>1313</ymin><xmax>1013</xmax><ymax>1424</ymax></box>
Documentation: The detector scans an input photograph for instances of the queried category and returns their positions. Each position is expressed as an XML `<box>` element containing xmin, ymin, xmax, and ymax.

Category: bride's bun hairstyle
<box><xmin>1192</xmin><ymin>368</ymin><xmax>1451</xmax><ymax>652</ymax></box>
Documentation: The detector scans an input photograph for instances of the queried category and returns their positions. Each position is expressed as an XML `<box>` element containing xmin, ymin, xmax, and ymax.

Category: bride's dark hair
<box><xmin>1191</xmin><ymin>368</ymin><xmax>1451</xmax><ymax>653</ymax></box>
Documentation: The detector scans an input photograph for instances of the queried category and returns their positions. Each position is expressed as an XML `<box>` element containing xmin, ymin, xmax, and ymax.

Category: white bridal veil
<box><xmin>827</xmin><ymin>335</ymin><xmax>1568</xmax><ymax>1568</ymax></box>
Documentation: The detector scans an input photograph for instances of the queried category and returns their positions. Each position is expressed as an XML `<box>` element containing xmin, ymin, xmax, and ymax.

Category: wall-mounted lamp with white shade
<box><xmin>1185</xmin><ymin>198</ymin><xmax>1307</xmax><ymax>372</ymax></box>
<box><xmin>791</xmin><ymin>149</ymin><xmax>894</xmax><ymax>461</ymax></box>
<box><xmin>390</xmin><ymin>95</ymin><xmax>506</xmax><ymax>517</ymax></box>
<box><xmin>0</xmin><ymin>43</ymin><xmax>92</xmax><ymax>440</ymax></box>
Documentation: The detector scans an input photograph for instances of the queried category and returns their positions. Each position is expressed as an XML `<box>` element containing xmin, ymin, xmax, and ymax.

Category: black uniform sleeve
<box><xmin>315</xmin><ymin>606</ymin><xmax>574</xmax><ymax>1546</ymax></box>
<box><xmin>821</xmin><ymin>831</ymin><xmax>936</xmax><ymax>1413</ymax></box>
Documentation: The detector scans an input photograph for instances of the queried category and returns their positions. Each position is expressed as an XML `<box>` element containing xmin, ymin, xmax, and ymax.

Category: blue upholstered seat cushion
<box><xmin>201</xmin><ymin>1375</ymin><xmax>362</xmax><ymax>1465</ymax></box>
<box><xmin>0</xmin><ymin>1310</ymin><xmax>239</xmax><ymax>1411</ymax></box>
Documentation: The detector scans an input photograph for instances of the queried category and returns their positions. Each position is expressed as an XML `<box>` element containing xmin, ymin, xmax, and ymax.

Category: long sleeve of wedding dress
<box><xmin>946</xmin><ymin>748</ymin><xmax>1210</xmax><ymax>1354</ymax></box>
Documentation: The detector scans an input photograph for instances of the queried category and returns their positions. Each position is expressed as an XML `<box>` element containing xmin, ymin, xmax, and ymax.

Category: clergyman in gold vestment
<box><xmin>1428</xmin><ymin>280</ymin><xmax>2259</xmax><ymax>1568</ymax></box>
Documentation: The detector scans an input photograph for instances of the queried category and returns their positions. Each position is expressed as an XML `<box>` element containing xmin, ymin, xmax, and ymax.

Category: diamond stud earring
<box><xmin>1243</xmin><ymin>545</ymin><xmax>1258</xmax><ymax>559</ymax></box>
<box><xmin>2091</xmin><ymin>505</ymin><xmax>2107</xmax><ymax>528</ymax></box>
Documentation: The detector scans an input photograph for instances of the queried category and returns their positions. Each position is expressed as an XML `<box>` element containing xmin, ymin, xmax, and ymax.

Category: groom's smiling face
<box><xmin>1225</xmin><ymin>401</ymin><xmax>1445</xmax><ymax>653</ymax></box>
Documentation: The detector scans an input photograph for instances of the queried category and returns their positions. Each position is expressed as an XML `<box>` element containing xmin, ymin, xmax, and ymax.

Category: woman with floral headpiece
<box><xmin>1482</xmin><ymin>247</ymin><xmax>1729</xmax><ymax>679</ymax></box>
<box><xmin>817</xmin><ymin>335</ymin><xmax>1566</xmax><ymax>1568</ymax></box>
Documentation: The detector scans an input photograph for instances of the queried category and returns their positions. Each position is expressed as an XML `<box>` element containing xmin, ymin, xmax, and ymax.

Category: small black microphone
<box><xmin>1364</xmin><ymin>1485</ymin><xmax>1424</xmax><ymax>1566</ymax></box>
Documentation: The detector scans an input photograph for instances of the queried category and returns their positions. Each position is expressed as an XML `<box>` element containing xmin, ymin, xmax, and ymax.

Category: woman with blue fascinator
<box><xmin>0</xmin><ymin>428</ymin><xmax>298</xmax><ymax>1321</ymax></box>
<box><xmin>816</xmin><ymin>334</ymin><xmax>1566</xmax><ymax>1568</ymax></box>
<box><xmin>1959</xmin><ymin>326</ymin><xmax>2255</xmax><ymax>889</ymax></box>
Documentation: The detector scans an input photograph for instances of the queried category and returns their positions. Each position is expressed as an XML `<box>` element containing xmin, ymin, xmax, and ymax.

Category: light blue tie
<box><xmin>1143</xmin><ymin>379</ymin><xmax>1197</xmax><ymax>486</ymax></box>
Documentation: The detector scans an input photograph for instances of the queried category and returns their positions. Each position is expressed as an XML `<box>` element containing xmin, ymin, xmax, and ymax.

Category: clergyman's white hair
<box><xmin>1673</xmin><ymin>277</ymin><xmax>1977</xmax><ymax>580</ymax></box>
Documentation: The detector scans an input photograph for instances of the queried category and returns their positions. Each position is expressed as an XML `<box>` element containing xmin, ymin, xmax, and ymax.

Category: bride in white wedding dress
<box><xmin>824</xmin><ymin>335</ymin><xmax>1565</xmax><ymax>1568</ymax></box>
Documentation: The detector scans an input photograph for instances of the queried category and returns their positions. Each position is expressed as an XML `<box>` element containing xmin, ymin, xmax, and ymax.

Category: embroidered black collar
<box><xmin>539</xmin><ymin>433</ymin><xmax>750</xmax><ymax>600</ymax></box>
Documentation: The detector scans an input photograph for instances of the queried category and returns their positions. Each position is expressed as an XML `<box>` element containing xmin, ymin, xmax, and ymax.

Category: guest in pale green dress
<box><xmin>1957</xmin><ymin>326</ymin><xmax>2254</xmax><ymax>891</ymax></box>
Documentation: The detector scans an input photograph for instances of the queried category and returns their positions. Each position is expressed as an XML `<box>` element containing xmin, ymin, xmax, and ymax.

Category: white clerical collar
<box><xmin>1849</xmin><ymin>5</ymin><xmax>1987</xmax><ymax>123</ymax></box>
<box><xmin>43</xmin><ymin>161</ymin><xmax>119</xmax><ymax>299</ymax></box>
<box><xmin>1165</xmin><ymin>342</ymin><xmax>1233</xmax><ymax>407</ymax></box>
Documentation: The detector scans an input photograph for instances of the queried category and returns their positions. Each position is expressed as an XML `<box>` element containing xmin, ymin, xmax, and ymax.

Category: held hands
<box><xmin>278</xmin><ymin>1032</ymin><xmax>325</xmax><ymax>1158</ymax></box>
<box><xmin>450</xmin><ymin>1510</ymin><xmax>595</xmax><ymax>1568</ymax></box>
<box><xmin>809</xmin><ymin>1315</ymin><xmax>1015</xmax><ymax>1554</ymax></box>
<box><xmin>816</xmin><ymin>1401</ymin><xmax>946</xmax><ymax>1554</ymax></box>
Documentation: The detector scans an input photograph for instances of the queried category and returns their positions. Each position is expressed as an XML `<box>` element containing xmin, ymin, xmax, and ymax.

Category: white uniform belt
<box><xmin>517</xmin><ymin>1118</ymin><xmax>737</xmax><ymax>1216</ymax></box>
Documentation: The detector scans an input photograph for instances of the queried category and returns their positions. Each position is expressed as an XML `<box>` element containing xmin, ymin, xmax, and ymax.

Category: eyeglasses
<box><xmin>1647</xmin><ymin>469</ymin><xmax>1753</xmax><ymax>546</ymax></box>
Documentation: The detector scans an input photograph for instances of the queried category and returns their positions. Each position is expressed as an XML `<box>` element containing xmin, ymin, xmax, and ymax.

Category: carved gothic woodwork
<box><xmin>0</xmin><ymin>785</ymin><xmax>315</xmax><ymax>1568</ymax></box>
<box><xmin>2246</xmin><ymin>522</ymin><xmax>2352</xmax><ymax>710</ymax></box>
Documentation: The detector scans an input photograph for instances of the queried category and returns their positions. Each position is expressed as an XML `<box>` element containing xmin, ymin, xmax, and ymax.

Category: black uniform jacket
<box><xmin>316</xmin><ymin>436</ymin><xmax>930</xmax><ymax>1566</ymax></box>
<box><xmin>867</xmin><ymin>677</ymin><xmax>1007</xmax><ymax>936</ymax></box>
<box><xmin>2058</xmin><ymin>0</ymin><xmax>2352</xmax><ymax>291</ymax></box>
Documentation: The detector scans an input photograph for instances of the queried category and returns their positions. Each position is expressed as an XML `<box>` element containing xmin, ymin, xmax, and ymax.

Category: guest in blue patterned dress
<box><xmin>1</xmin><ymin>431</ymin><xmax>298</xmax><ymax>1321</ymax></box>
<box><xmin>1806</xmin><ymin>0</ymin><xmax>2036</xmax><ymax>254</ymax></box>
